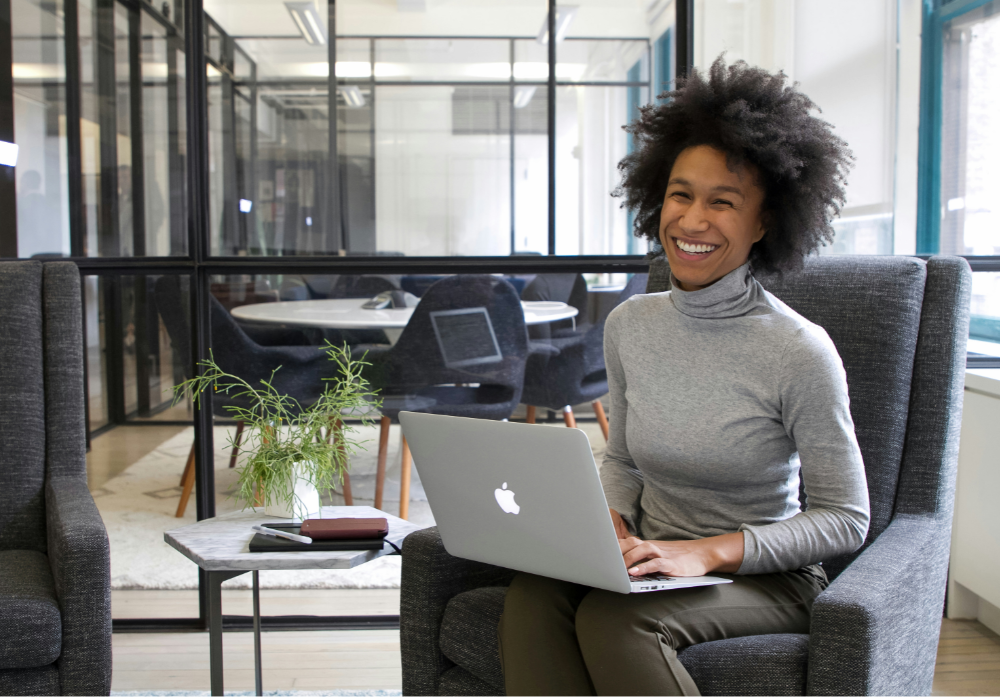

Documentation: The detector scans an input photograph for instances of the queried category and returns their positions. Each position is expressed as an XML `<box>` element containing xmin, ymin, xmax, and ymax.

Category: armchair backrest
<box><xmin>378</xmin><ymin>275</ymin><xmax>529</xmax><ymax>398</ymax></box>
<box><xmin>0</xmin><ymin>261</ymin><xmax>86</xmax><ymax>554</ymax></box>
<box><xmin>643</xmin><ymin>255</ymin><xmax>970</xmax><ymax>578</ymax></box>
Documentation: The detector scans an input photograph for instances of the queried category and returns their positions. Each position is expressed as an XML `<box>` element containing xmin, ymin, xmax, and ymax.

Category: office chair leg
<box><xmin>526</xmin><ymin>405</ymin><xmax>536</xmax><ymax>424</ymax></box>
<box><xmin>229</xmin><ymin>421</ymin><xmax>245</xmax><ymax>468</ymax></box>
<box><xmin>563</xmin><ymin>405</ymin><xmax>577</xmax><ymax>428</ymax></box>
<box><xmin>375</xmin><ymin>416</ymin><xmax>391</xmax><ymax>510</ymax></box>
<box><xmin>179</xmin><ymin>441</ymin><xmax>194</xmax><ymax>486</ymax></box>
<box><xmin>176</xmin><ymin>444</ymin><xmax>196</xmax><ymax>518</ymax></box>
<box><xmin>400</xmin><ymin>436</ymin><xmax>412</xmax><ymax>521</ymax></box>
<box><xmin>592</xmin><ymin>400</ymin><xmax>609</xmax><ymax>441</ymax></box>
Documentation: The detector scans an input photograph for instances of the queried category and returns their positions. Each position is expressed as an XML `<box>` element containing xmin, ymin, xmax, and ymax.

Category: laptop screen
<box><xmin>429</xmin><ymin>307</ymin><xmax>503</xmax><ymax>368</ymax></box>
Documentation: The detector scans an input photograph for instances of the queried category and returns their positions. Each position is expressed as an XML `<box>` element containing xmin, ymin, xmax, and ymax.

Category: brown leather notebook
<box><xmin>300</xmin><ymin>517</ymin><xmax>389</xmax><ymax>540</ymax></box>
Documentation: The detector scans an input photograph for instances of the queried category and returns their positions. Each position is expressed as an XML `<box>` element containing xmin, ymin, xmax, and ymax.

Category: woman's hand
<box><xmin>609</xmin><ymin>508</ymin><xmax>631</xmax><ymax>539</ymax></box>
<box><xmin>620</xmin><ymin>532</ymin><xmax>745</xmax><ymax>577</ymax></box>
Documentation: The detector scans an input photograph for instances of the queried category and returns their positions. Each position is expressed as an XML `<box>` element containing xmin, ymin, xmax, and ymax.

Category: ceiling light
<box><xmin>285</xmin><ymin>1</ymin><xmax>327</xmax><ymax>46</ymax></box>
<box><xmin>537</xmin><ymin>6</ymin><xmax>578</xmax><ymax>45</ymax></box>
<box><xmin>513</xmin><ymin>86</ymin><xmax>537</xmax><ymax>109</ymax></box>
<box><xmin>0</xmin><ymin>141</ymin><xmax>18</xmax><ymax>167</ymax></box>
<box><xmin>239</xmin><ymin>199</ymin><xmax>253</xmax><ymax>213</ymax></box>
<box><xmin>340</xmin><ymin>85</ymin><xmax>366</xmax><ymax>108</ymax></box>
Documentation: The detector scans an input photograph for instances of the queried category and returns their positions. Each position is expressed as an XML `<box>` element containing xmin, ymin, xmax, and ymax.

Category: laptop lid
<box><xmin>399</xmin><ymin>411</ymin><xmax>633</xmax><ymax>594</ymax></box>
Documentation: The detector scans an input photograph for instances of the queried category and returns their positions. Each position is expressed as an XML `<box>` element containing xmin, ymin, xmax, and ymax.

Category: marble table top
<box><xmin>164</xmin><ymin>506</ymin><xmax>422</xmax><ymax>572</ymax></box>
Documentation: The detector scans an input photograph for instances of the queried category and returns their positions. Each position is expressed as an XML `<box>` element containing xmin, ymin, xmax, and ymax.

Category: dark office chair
<box><xmin>399</xmin><ymin>255</ymin><xmax>971</xmax><ymax>696</ymax></box>
<box><xmin>0</xmin><ymin>261</ymin><xmax>111</xmax><ymax>695</ymax></box>
<box><xmin>520</xmin><ymin>273</ymin><xmax>590</xmax><ymax>339</ymax></box>
<box><xmin>153</xmin><ymin>276</ymin><xmax>343</xmax><ymax>517</ymax></box>
<box><xmin>520</xmin><ymin>273</ymin><xmax>648</xmax><ymax>438</ymax></box>
<box><xmin>363</xmin><ymin>275</ymin><xmax>531</xmax><ymax>520</ymax></box>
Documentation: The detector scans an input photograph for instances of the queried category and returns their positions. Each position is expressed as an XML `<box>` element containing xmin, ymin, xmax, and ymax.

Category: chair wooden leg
<box><xmin>326</xmin><ymin>417</ymin><xmax>354</xmax><ymax>506</ymax></box>
<box><xmin>342</xmin><ymin>470</ymin><xmax>354</xmax><ymax>506</ymax></box>
<box><xmin>229</xmin><ymin>421</ymin><xmax>245</xmax><ymax>468</ymax></box>
<box><xmin>562</xmin><ymin>405</ymin><xmax>577</xmax><ymax>428</ymax></box>
<box><xmin>592</xmin><ymin>400</ymin><xmax>609</xmax><ymax>441</ymax></box>
<box><xmin>179</xmin><ymin>442</ymin><xmax>194</xmax><ymax>486</ymax></box>
<box><xmin>176</xmin><ymin>444</ymin><xmax>196</xmax><ymax>518</ymax></box>
<box><xmin>526</xmin><ymin>405</ymin><xmax>536</xmax><ymax>424</ymax></box>
<box><xmin>400</xmin><ymin>436</ymin><xmax>412</xmax><ymax>521</ymax></box>
<box><xmin>375</xmin><ymin>416</ymin><xmax>391</xmax><ymax>511</ymax></box>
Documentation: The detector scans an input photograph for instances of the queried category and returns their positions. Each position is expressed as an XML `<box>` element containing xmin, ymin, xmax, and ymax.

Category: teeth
<box><xmin>676</xmin><ymin>240</ymin><xmax>718</xmax><ymax>254</ymax></box>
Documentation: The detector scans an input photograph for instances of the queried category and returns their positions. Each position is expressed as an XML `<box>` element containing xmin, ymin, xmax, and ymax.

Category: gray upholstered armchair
<box><xmin>0</xmin><ymin>261</ymin><xmax>112</xmax><ymax>695</ymax></box>
<box><xmin>400</xmin><ymin>255</ymin><xmax>971</xmax><ymax>696</ymax></box>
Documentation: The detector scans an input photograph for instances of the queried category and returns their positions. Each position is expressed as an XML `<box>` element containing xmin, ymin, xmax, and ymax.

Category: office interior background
<box><xmin>3</xmin><ymin>0</ymin><xmax>1000</xmax><ymax>691</ymax></box>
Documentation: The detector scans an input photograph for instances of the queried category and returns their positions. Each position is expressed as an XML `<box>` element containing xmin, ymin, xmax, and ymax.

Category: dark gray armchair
<box><xmin>400</xmin><ymin>255</ymin><xmax>971</xmax><ymax>696</ymax></box>
<box><xmin>0</xmin><ymin>261</ymin><xmax>112</xmax><ymax>695</ymax></box>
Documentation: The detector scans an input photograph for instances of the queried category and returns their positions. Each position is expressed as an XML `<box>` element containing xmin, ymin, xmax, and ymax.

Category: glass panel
<box><xmin>12</xmin><ymin>0</ymin><xmax>70</xmax><ymax>258</ymax></box>
<box><xmin>79</xmin><ymin>0</ymin><xmax>102</xmax><ymax>256</ymax></box>
<box><xmin>969</xmin><ymin>272</ymin><xmax>1000</xmax><ymax>357</ymax></box>
<box><xmin>556</xmin><ymin>39</ymin><xmax>649</xmax><ymax>83</ymax></box>
<box><xmin>941</xmin><ymin>3</ymin><xmax>1000</xmax><ymax>256</ymax></box>
<box><xmin>375</xmin><ymin>85</ymin><xmax>512</xmax><ymax>255</ymax></box>
<box><xmin>85</xmin><ymin>273</ymin><xmax>199</xmax><ymax>622</ymax></box>
<box><xmin>140</xmin><ymin>11</ymin><xmax>188</xmax><ymax>256</ymax></box>
<box><xmin>694</xmin><ymin>0</ymin><xmax>896</xmax><ymax>255</ymax></box>
<box><xmin>114</xmin><ymin>4</ymin><xmax>134</xmax><ymax>256</ymax></box>
<box><xmin>555</xmin><ymin>85</ymin><xmax>647</xmax><ymax>255</ymax></box>
<box><xmin>374</xmin><ymin>38</ymin><xmax>511</xmax><ymax>83</ymax></box>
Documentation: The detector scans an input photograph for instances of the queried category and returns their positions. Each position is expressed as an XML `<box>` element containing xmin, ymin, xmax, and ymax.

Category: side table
<box><xmin>164</xmin><ymin>506</ymin><xmax>420</xmax><ymax>696</ymax></box>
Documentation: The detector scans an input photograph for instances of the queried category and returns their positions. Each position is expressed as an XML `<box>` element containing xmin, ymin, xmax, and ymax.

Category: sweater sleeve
<box><xmin>599</xmin><ymin>306</ymin><xmax>644</xmax><ymax>535</ymax></box>
<box><xmin>737</xmin><ymin>325</ymin><xmax>871</xmax><ymax>574</ymax></box>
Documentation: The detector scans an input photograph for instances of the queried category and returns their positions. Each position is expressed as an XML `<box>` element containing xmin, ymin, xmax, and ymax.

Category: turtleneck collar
<box><xmin>669</xmin><ymin>262</ymin><xmax>761</xmax><ymax>319</ymax></box>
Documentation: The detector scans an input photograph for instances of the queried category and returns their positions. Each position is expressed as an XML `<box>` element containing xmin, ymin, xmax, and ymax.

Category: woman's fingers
<box><xmin>627</xmin><ymin>558</ymin><xmax>670</xmax><ymax>576</ymax></box>
<box><xmin>622</xmin><ymin>540</ymin><xmax>662</xmax><ymax>569</ymax></box>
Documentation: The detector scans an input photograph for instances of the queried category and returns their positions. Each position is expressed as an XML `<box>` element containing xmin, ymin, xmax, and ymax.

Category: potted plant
<box><xmin>172</xmin><ymin>341</ymin><xmax>382</xmax><ymax>519</ymax></box>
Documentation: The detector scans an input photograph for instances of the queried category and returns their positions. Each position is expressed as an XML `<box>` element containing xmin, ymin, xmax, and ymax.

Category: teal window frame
<box><xmin>915</xmin><ymin>0</ymin><xmax>996</xmax><ymax>254</ymax></box>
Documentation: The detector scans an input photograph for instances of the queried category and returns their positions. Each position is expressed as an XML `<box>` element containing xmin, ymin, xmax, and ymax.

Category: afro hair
<box><xmin>614</xmin><ymin>56</ymin><xmax>853</xmax><ymax>274</ymax></box>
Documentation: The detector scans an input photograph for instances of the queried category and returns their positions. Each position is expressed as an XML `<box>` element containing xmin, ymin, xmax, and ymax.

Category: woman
<box><xmin>498</xmin><ymin>58</ymin><xmax>870</xmax><ymax>696</ymax></box>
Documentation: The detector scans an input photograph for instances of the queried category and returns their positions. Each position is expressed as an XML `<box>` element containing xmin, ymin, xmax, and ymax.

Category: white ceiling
<box><xmin>204</xmin><ymin>0</ymin><xmax>651</xmax><ymax>39</ymax></box>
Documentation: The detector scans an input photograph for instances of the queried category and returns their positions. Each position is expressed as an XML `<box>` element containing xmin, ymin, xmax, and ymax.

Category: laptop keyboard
<box><xmin>633</xmin><ymin>572</ymin><xmax>676</xmax><ymax>582</ymax></box>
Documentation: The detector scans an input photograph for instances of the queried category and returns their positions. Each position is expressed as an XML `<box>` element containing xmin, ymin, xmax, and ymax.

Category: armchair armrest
<box><xmin>807</xmin><ymin>514</ymin><xmax>949</xmax><ymax>696</ymax></box>
<box><xmin>45</xmin><ymin>477</ymin><xmax>111</xmax><ymax>696</ymax></box>
<box><xmin>401</xmin><ymin>527</ymin><xmax>517</xmax><ymax>696</ymax></box>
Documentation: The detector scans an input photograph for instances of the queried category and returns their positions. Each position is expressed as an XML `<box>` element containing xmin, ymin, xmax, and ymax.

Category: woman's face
<box><xmin>659</xmin><ymin>145</ymin><xmax>766</xmax><ymax>292</ymax></box>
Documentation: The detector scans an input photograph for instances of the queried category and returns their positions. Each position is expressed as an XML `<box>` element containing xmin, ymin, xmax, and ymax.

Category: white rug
<box><xmin>93</xmin><ymin>420</ymin><xmax>606</xmax><ymax>591</ymax></box>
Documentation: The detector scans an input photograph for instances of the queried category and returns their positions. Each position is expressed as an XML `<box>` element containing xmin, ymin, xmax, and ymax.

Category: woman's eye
<box><xmin>713</xmin><ymin>199</ymin><xmax>734</xmax><ymax>207</ymax></box>
<box><xmin>670</xmin><ymin>191</ymin><xmax>690</xmax><ymax>200</ymax></box>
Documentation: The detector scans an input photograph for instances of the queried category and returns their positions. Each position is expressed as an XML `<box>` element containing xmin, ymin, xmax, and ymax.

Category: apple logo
<box><xmin>494</xmin><ymin>482</ymin><xmax>520</xmax><ymax>515</ymax></box>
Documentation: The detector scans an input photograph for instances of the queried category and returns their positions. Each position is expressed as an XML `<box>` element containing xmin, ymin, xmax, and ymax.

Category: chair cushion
<box><xmin>678</xmin><ymin>633</ymin><xmax>809</xmax><ymax>696</ymax></box>
<box><xmin>0</xmin><ymin>550</ymin><xmax>62</xmax><ymax>670</ymax></box>
<box><xmin>0</xmin><ymin>664</ymin><xmax>60</xmax><ymax>695</ymax></box>
<box><xmin>439</xmin><ymin>586</ymin><xmax>506</xmax><ymax>692</ymax></box>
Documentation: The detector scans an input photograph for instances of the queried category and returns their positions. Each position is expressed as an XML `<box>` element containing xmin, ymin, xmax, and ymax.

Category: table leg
<box><xmin>253</xmin><ymin>570</ymin><xmax>263</xmax><ymax>696</ymax></box>
<box><xmin>207</xmin><ymin>570</ymin><xmax>246</xmax><ymax>696</ymax></box>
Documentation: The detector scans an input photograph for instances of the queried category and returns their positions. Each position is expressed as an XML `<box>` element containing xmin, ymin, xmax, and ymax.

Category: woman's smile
<box><xmin>672</xmin><ymin>237</ymin><xmax>721</xmax><ymax>258</ymax></box>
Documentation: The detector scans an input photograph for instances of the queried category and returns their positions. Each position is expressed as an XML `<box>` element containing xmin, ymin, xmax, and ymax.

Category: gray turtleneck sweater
<box><xmin>600</xmin><ymin>263</ymin><xmax>870</xmax><ymax>575</ymax></box>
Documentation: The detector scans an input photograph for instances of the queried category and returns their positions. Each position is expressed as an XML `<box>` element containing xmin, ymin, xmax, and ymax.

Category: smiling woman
<box><xmin>498</xmin><ymin>57</ymin><xmax>869</xmax><ymax>697</ymax></box>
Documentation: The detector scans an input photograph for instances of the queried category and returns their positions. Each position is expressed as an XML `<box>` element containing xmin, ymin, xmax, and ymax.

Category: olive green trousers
<box><xmin>498</xmin><ymin>567</ymin><xmax>827</xmax><ymax>696</ymax></box>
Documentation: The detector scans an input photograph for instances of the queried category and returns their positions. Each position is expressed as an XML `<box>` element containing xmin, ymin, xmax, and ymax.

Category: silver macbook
<box><xmin>398</xmin><ymin>412</ymin><xmax>732</xmax><ymax>594</ymax></box>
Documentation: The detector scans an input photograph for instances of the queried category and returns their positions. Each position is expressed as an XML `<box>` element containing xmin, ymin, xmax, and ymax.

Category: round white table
<box><xmin>231</xmin><ymin>298</ymin><xmax>578</xmax><ymax>344</ymax></box>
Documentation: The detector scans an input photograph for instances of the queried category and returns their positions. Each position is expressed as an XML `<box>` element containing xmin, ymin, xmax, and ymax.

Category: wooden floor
<box><xmin>934</xmin><ymin>618</ymin><xmax>1000</xmax><ymax>696</ymax></box>
<box><xmin>111</xmin><ymin>591</ymin><xmax>1000</xmax><ymax>693</ymax></box>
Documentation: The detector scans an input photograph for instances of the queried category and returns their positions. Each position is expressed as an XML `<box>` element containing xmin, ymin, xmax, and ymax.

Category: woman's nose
<box><xmin>678</xmin><ymin>202</ymin><xmax>709</xmax><ymax>233</ymax></box>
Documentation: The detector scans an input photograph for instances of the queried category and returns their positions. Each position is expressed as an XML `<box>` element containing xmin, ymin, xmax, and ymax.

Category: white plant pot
<box><xmin>263</xmin><ymin>463</ymin><xmax>322</xmax><ymax>520</ymax></box>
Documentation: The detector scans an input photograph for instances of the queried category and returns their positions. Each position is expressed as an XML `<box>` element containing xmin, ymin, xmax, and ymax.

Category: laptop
<box><xmin>398</xmin><ymin>412</ymin><xmax>732</xmax><ymax>594</ymax></box>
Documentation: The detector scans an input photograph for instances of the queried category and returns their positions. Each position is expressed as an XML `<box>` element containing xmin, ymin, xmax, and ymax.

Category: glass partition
<box><xmin>694</xmin><ymin>0</ymin><xmax>897</xmax><ymax>256</ymax></box>
<box><xmin>12</xmin><ymin>0</ymin><xmax>70</xmax><ymax>258</ymax></box>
